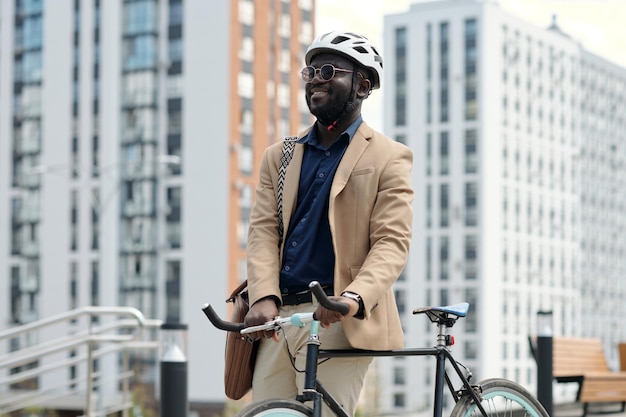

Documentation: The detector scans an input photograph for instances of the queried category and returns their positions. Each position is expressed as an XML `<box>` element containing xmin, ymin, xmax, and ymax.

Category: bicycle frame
<box><xmin>203</xmin><ymin>283</ymin><xmax>546</xmax><ymax>417</ymax></box>
<box><xmin>298</xmin><ymin>321</ymin><xmax>489</xmax><ymax>417</ymax></box>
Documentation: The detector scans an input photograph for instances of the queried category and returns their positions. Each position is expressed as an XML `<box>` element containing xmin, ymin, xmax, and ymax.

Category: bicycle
<box><xmin>203</xmin><ymin>281</ymin><xmax>549</xmax><ymax>417</ymax></box>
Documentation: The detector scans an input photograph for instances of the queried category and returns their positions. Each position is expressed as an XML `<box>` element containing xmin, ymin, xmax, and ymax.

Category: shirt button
<box><xmin>284</xmin><ymin>265</ymin><xmax>290</xmax><ymax>271</ymax></box>
<box><xmin>325</xmin><ymin>151</ymin><xmax>331</xmax><ymax>156</ymax></box>
<box><xmin>292</xmin><ymin>241</ymin><xmax>298</xmax><ymax>247</ymax></box>
<box><xmin>318</xmin><ymin>173</ymin><xmax>325</xmax><ymax>178</ymax></box>
<box><xmin>300</xmin><ymin>218</ymin><xmax>306</xmax><ymax>223</ymax></box>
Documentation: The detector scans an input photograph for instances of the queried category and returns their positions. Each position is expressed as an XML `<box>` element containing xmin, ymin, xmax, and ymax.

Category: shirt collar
<box><xmin>299</xmin><ymin>116</ymin><xmax>363</xmax><ymax>148</ymax></box>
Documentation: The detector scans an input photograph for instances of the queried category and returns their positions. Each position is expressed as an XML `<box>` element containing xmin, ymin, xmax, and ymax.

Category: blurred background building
<box><xmin>0</xmin><ymin>0</ymin><xmax>312</xmax><ymax>415</ymax></box>
<box><xmin>380</xmin><ymin>0</ymin><xmax>626</xmax><ymax>413</ymax></box>
<box><xmin>1</xmin><ymin>0</ymin><xmax>625</xmax><ymax>416</ymax></box>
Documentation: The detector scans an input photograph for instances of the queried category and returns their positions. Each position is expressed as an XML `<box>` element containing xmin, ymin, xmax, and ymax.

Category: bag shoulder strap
<box><xmin>277</xmin><ymin>136</ymin><xmax>297</xmax><ymax>246</ymax></box>
<box><xmin>230</xmin><ymin>137</ymin><xmax>297</xmax><ymax>298</ymax></box>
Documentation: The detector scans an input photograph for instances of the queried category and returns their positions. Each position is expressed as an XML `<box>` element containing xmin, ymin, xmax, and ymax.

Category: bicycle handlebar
<box><xmin>202</xmin><ymin>281</ymin><xmax>350</xmax><ymax>333</ymax></box>
<box><xmin>309</xmin><ymin>281</ymin><xmax>350</xmax><ymax>315</ymax></box>
<box><xmin>201</xmin><ymin>303</ymin><xmax>244</xmax><ymax>333</ymax></box>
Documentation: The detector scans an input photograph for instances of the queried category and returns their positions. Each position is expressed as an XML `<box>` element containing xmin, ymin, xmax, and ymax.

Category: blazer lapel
<box><xmin>330</xmin><ymin>124</ymin><xmax>371</xmax><ymax>200</ymax></box>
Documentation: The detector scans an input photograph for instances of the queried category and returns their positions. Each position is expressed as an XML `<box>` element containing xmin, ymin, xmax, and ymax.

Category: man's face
<box><xmin>304</xmin><ymin>53</ymin><xmax>355</xmax><ymax>126</ymax></box>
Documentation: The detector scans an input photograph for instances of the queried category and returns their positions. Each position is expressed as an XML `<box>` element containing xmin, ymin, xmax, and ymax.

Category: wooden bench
<box><xmin>552</xmin><ymin>337</ymin><xmax>626</xmax><ymax>416</ymax></box>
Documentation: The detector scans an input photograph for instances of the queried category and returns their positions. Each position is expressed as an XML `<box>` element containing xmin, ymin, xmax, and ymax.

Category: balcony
<box><xmin>18</xmin><ymin>205</ymin><xmax>40</xmax><ymax>223</ymax></box>
<box><xmin>121</xmin><ymin>239</ymin><xmax>157</xmax><ymax>254</ymax></box>
<box><xmin>121</xmin><ymin>274</ymin><xmax>157</xmax><ymax>291</ymax></box>
<box><xmin>20</xmin><ymin>241</ymin><xmax>39</xmax><ymax>258</ymax></box>
<box><xmin>122</xmin><ymin>126</ymin><xmax>157</xmax><ymax>145</ymax></box>
<box><xmin>14</xmin><ymin>137</ymin><xmax>41</xmax><ymax>155</ymax></box>
<box><xmin>17</xmin><ymin>172</ymin><xmax>41</xmax><ymax>188</ymax></box>
<box><xmin>122</xmin><ymin>90</ymin><xmax>157</xmax><ymax>109</ymax></box>
<box><xmin>123</xmin><ymin>200</ymin><xmax>155</xmax><ymax>217</ymax></box>
<box><xmin>122</xmin><ymin>162</ymin><xmax>157</xmax><ymax>180</ymax></box>
<box><xmin>165</xmin><ymin>222</ymin><xmax>181</xmax><ymax>249</ymax></box>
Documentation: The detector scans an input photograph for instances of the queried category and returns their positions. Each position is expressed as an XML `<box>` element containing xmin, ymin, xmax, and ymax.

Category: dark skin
<box><xmin>244</xmin><ymin>52</ymin><xmax>373</xmax><ymax>341</ymax></box>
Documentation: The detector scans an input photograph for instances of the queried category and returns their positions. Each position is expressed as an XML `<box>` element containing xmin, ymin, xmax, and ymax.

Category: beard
<box><xmin>306</xmin><ymin>87</ymin><xmax>352</xmax><ymax>127</ymax></box>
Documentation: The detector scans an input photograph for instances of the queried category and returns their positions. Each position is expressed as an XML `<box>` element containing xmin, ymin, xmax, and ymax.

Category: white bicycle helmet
<box><xmin>305</xmin><ymin>31</ymin><xmax>383</xmax><ymax>89</ymax></box>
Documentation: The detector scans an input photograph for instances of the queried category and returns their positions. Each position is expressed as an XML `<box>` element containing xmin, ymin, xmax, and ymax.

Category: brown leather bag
<box><xmin>224</xmin><ymin>280</ymin><xmax>258</xmax><ymax>400</ymax></box>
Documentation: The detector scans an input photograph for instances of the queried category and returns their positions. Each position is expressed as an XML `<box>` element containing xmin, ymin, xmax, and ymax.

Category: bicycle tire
<box><xmin>235</xmin><ymin>399</ymin><xmax>313</xmax><ymax>417</ymax></box>
<box><xmin>449</xmin><ymin>378</ymin><xmax>549</xmax><ymax>417</ymax></box>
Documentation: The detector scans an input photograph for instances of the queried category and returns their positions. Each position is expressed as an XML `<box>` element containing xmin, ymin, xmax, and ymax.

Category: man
<box><xmin>244</xmin><ymin>31</ymin><xmax>414</xmax><ymax>416</ymax></box>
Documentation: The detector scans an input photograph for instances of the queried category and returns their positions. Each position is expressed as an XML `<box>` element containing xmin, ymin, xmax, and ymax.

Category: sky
<box><xmin>314</xmin><ymin>0</ymin><xmax>626</xmax><ymax>130</ymax></box>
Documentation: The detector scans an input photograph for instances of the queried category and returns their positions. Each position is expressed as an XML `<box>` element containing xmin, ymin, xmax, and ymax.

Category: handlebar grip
<box><xmin>309</xmin><ymin>281</ymin><xmax>350</xmax><ymax>315</ymax></box>
<box><xmin>201</xmin><ymin>303</ymin><xmax>245</xmax><ymax>333</ymax></box>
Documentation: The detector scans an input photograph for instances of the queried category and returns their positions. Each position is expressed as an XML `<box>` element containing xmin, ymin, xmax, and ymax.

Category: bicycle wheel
<box><xmin>450</xmin><ymin>378</ymin><xmax>549</xmax><ymax>417</ymax></box>
<box><xmin>235</xmin><ymin>399</ymin><xmax>313</xmax><ymax>417</ymax></box>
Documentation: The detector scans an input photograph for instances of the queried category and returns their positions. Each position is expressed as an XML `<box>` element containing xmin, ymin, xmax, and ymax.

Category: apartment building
<box><xmin>0</xmin><ymin>0</ymin><xmax>313</xmax><ymax>414</ymax></box>
<box><xmin>379</xmin><ymin>0</ymin><xmax>626</xmax><ymax>413</ymax></box>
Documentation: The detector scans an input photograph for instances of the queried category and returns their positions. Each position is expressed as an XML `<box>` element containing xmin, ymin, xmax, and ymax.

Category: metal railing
<box><xmin>0</xmin><ymin>306</ymin><xmax>163</xmax><ymax>417</ymax></box>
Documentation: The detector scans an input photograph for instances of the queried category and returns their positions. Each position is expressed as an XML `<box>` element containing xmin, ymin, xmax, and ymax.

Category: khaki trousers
<box><xmin>251</xmin><ymin>302</ymin><xmax>372</xmax><ymax>417</ymax></box>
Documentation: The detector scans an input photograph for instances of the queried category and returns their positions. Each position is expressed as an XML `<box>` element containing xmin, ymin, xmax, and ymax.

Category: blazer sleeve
<box><xmin>246</xmin><ymin>146</ymin><xmax>283</xmax><ymax>306</ymax></box>
<box><xmin>344</xmin><ymin>143</ymin><xmax>414</xmax><ymax>319</ymax></box>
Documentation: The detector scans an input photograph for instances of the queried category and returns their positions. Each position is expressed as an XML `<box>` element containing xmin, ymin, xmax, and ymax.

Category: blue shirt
<box><xmin>279</xmin><ymin>117</ymin><xmax>362</xmax><ymax>295</ymax></box>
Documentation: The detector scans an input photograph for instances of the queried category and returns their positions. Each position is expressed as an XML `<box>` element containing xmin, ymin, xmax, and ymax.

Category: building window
<box><xmin>465</xmin><ymin>182</ymin><xmax>478</xmax><ymax>226</ymax></box>
<box><xmin>426</xmin><ymin>133</ymin><xmax>432</xmax><ymax>176</ymax></box>
<box><xmin>394</xmin><ymin>393</ymin><xmax>405</xmax><ymax>408</ymax></box>
<box><xmin>426</xmin><ymin>236</ymin><xmax>432</xmax><ymax>281</ymax></box>
<box><xmin>165</xmin><ymin>261</ymin><xmax>181</xmax><ymax>322</ymax></box>
<box><xmin>123</xmin><ymin>0</ymin><xmax>158</xmax><ymax>35</ymax></box>
<box><xmin>393</xmin><ymin>367</ymin><xmax>406</xmax><ymax>385</ymax></box>
<box><xmin>465</xmin><ymin>288</ymin><xmax>478</xmax><ymax>332</ymax></box>
<box><xmin>464</xmin><ymin>129</ymin><xmax>478</xmax><ymax>174</ymax></box>
<box><xmin>440</xmin><ymin>236</ymin><xmax>449</xmax><ymax>281</ymax></box>
<box><xmin>70</xmin><ymin>262</ymin><xmax>79</xmax><ymax>310</ymax></box>
<box><xmin>11</xmin><ymin>267</ymin><xmax>21</xmax><ymax>324</ymax></box>
<box><xmin>394</xmin><ymin>289</ymin><xmax>406</xmax><ymax>315</ymax></box>
<box><xmin>439</xmin><ymin>22</ymin><xmax>449</xmax><ymax>122</ymax></box>
<box><xmin>70</xmin><ymin>190</ymin><xmax>79</xmax><ymax>251</ymax></box>
<box><xmin>464</xmin><ymin>19</ymin><xmax>478</xmax><ymax>120</ymax></box>
<box><xmin>426</xmin><ymin>184</ymin><xmax>432</xmax><ymax>228</ymax></box>
<box><xmin>465</xmin><ymin>235</ymin><xmax>478</xmax><ymax>280</ymax></box>
<box><xmin>166</xmin><ymin>187</ymin><xmax>182</xmax><ymax>249</ymax></box>
<box><xmin>440</xmin><ymin>183</ymin><xmax>449</xmax><ymax>227</ymax></box>
<box><xmin>91</xmin><ymin>261</ymin><xmax>99</xmax><ymax>306</ymax></box>
<box><xmin>395</xmin><ymin>134</ymin><xmax>406</xmax><ymax>145</ymax></box>
<box><xmin>440</xmin><ymin>132</ymin><xmax>449</xmax><ymax>175</ymax></box>
<box><xmin>465</xmin><ymin>340</ymin><xmax>477</xmax><ymax>359</ymax></box>
<box><xmin>91</xmin><ymin>188</ymin><xmax>100</xmax><ymax>250</ymax></box>
<box><xmin>395</xmin><ymin>27</ymin><xmax>407</xmax><ymax>126</ymax></box>
<box><xmin>123</xmin><ymin>35</ymin><xmax>158</xmax><ymax>71</ymax></box>
<box><xmin>440</xmin><ymin>288</ymin><xmax>449</xmax><ymax>306</ymax></box>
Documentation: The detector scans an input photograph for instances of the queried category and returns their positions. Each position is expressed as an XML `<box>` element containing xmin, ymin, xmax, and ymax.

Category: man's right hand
<box><xmin>243</xmin><ymin>298</ymin><xmax>280</xmax><ymax>342</ymax></box>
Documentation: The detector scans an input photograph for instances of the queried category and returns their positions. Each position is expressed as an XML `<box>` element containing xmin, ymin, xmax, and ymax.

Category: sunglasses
<box><xmin>301</xmin><ymin>64</ymin><xmax>353</xmax><ymax>82</ymax></box>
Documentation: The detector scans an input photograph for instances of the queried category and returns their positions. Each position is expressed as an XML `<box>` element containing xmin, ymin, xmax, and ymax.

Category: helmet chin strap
<box><xmin>327</xmin><ymin>67</ymin><xmax>359</xmax><ymax>132</ymax></box>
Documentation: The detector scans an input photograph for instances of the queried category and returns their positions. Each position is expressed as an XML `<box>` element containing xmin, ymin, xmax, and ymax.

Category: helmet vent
<box><xmin>353</xmin><ymin>46</ymin><xmax>368</xmax><ymax>54</ymax></box>
<box><xmin>331</xmin><ymin>35</ymin><xmax>350</xmax><ymax>44</ymax></box>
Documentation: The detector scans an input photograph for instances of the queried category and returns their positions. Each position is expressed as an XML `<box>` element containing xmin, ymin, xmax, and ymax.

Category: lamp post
<box><xmin>536</xmin><ymin>310</ymin><xmax>553</xmax><ymax>416</ymax></box>
<box><xmin>160</xmin><ymin>322</ymin><xmax>188</xmax><ymax>417</ymax></box>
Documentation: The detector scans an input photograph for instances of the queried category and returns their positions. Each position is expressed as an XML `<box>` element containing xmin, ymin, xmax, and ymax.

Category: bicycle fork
<box><xmin>296</xmin><ymin>320</ymin><xmax>349</xmax><ymax>417</ymax></box>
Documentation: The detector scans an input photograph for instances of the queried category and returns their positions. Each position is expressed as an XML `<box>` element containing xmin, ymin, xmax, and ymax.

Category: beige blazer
<box><xmin>247</xmin><ymin>122</ymin><xmax>414</xmax><ymax>350</ymax></box>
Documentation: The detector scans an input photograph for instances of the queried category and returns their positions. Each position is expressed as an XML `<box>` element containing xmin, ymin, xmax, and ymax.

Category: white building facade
<box><xmin>378</xmin><ymin>0</ymin><xmax>626</xmax><ymax>414</ymax></box>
